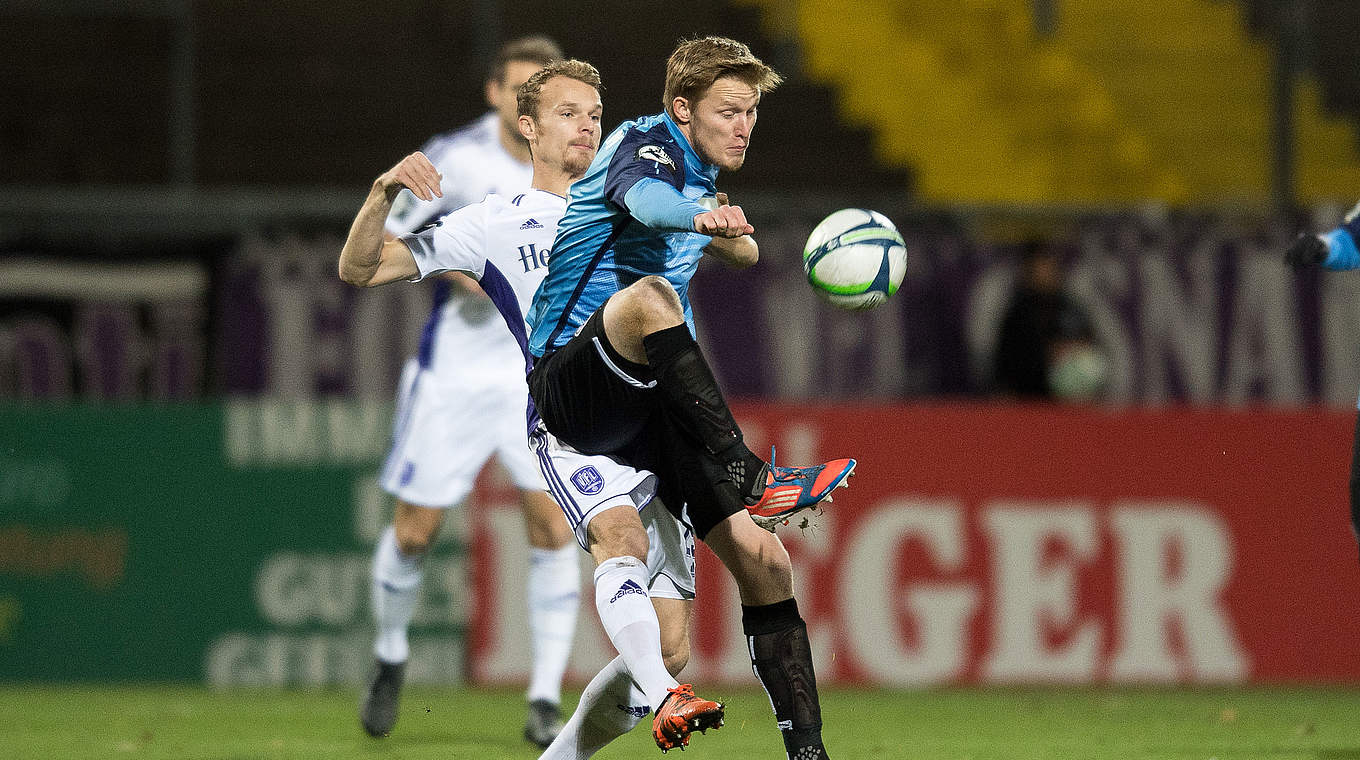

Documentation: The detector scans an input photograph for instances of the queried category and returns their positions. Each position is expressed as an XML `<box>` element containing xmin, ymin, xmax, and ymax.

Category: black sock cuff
<box><xmin>641</xmin><ymin>323</ymin><xmax>696</xmax><ymax>365</ymax></box>
<box><xmin>742</xmin><ymin>597</ymin><xmax>802</xmax><ymax>636</ymax></box>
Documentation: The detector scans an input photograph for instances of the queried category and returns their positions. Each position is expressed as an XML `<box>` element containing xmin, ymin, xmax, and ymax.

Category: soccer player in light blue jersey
<box><xmin>1287</xmin><ymin>199</ymin><xmax>1360</xmax><ymax>556</ymax></box>
<box><xmin>529</xmin><ymin>37</ymin><xmax>853</xmax><ymax>759</ymax></box>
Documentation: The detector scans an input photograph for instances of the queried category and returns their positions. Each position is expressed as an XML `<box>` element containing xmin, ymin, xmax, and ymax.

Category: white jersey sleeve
<box><xmin>400</xmin><ymin>203</ymin><xmax>489</xmax><ymax>281</ymax></box>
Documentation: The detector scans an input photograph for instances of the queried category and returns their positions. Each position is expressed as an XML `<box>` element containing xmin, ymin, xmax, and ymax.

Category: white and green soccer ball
<box><xmin>802</xmin><ymin>209</ymin><xmax>908</xmax><ymax>310</ymax></box>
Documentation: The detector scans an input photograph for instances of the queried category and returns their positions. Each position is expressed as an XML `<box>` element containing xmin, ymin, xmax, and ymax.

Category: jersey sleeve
<box><xmin>399</xmin><ymin>203</ymin><xmax>489</xmax><ymax>281</ymax></box>
<box><xmin>1322</xmin><ymin>227</ymin><xmax>1360</xmax><ymax>271</ymax></box>
<box><xmin>602</xmin><ymin>127</ymin><xmax>687</xmax><ymax>210</ymax></box>
<box><xmin>622</xmin><ymin>178</ymin><xmax>710</xmax><ymax>232</ymax></box>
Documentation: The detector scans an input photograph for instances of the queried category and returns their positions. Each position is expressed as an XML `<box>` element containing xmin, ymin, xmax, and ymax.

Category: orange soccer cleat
<box><xmin>746</xmin><ymin>448</ymin><xmax>856</xmax><ymax>531</ymax></box>
<box><xmin>651</xmin><ymin>684</ymin><xmax>725</xmax><ymax>752</ymax></box>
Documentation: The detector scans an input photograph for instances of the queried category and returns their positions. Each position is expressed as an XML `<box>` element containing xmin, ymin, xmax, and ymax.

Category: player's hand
<box><xmin>377</xmin><ymin>152</ymin><xmax>443</xmax><ymax>202</ymax></box>
<box><xmin>694</xmin><ymin>203</ymin><xmax>753</xmax><ymax>238</ymax></box>
<box><xmin>1284</xmin><ymin>233</ymin><xmax>1327</xmax><ymax>268</ymax></box>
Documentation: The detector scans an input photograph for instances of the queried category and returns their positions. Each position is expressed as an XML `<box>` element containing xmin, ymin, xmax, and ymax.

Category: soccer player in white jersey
<box><xmin>356</xmin><ymin>36</ymin><xmax>581</xmax><ymax>747</ymax></box>
<box><xmin>345</xmin><ymin>61</ymin><xmax>722</xmax><ymax>758</ymax></box>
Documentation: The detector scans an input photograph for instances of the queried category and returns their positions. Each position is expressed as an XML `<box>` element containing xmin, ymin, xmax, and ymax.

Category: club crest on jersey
<box><xmin>636</xmin><ymin>144</ymin><xmax>677</xmax><ymax>171</ymax></box>
<box><xmin>571</xmin><ymin>465</ymin><xmax>604</xmax><ymax>495</ymax></box>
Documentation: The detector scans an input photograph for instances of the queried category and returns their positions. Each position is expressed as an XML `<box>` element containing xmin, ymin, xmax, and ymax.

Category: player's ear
<box><xmin>485</xmin><ymin>77</ymin><xmax>501</xmax><ymax>109</ymax></box>
<box><xmin>670</xmin><ymin>97</ymin><xmax>691</xmax><ymax>125</ymax></box>
<box><xmin>518</xmin><ymin>114</ymin><xmax>536</xmax><ymax>143</ymax></box>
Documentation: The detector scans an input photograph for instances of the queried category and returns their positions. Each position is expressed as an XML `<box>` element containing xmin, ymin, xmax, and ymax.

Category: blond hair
<box><xmin>663</xmin><ymin>37</ymin><xmax>782</xmax><ymax>117</ymax></box>
<box><xmin>517</xmin><ymin>59</ymin><xmax>604</xmax><ymax>120</ymax></box>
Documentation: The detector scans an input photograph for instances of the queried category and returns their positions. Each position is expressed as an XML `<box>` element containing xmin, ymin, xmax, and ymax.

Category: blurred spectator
<box><xmin>992</xmin><ymin>237</ymin><xmax>1106</xmax><ymax>401</ymax></box>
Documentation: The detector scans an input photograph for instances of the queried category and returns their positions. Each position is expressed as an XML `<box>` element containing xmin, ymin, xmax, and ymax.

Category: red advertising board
<box><xmin>467</xmin><ymin>403</ymin><xmax>1360</xmax><ymax>686</ymax></box>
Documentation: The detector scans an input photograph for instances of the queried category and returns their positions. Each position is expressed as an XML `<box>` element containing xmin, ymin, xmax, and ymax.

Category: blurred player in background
<box><xmin>1286</xmin><ymin>199</ymin><xmax>1360</xmax><ymax>557</ymax></box>
<box><xmin>528</xmin><ymin>37</ymin><xmax>854</xmax><ymax>759</ymax></box>
<box><xmin>992</xmin><ymin>236</ymin><xmax>1105</xmax><ymax>401</ymax></box>
<box><xmin>360</xmin><ymin>36</ymin><xmax>580</xmax><ymax>747</ymax></box>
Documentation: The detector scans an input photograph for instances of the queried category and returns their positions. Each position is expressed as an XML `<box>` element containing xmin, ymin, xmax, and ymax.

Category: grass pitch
<box><xmin>4</xmin><ymin>685</ymin><xmax>1360</xmax><ymax>759</ymax></box>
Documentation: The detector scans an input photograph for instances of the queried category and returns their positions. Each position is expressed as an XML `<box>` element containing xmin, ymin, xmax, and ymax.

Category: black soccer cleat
<box><xmin>523</xmin><ymin>698</ymin><xmax>564</xmax><ymax>749</ymax></box>
<box><xmin>360</xmin><ymin>660</ymin><xmax>406</xmax><ymax>738</ymax></box>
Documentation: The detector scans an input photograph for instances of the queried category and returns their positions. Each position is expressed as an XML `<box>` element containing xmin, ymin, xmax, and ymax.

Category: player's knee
<box><xmin>543</xmin><ymin>514</ymin><xmax>575</xmax><ymax>549</ymax></box>
<box><xmin>623</xmin><ymin>275</ymin><xmax>683</xmax><ymax>320</ymax></box>
<box><xmin>393</xmin><ymin>521</ymin><xmax>437</xmax><ymax>556</ymax></box>
<box><xmin>524</xmin><ymin>516</ymin><xmax>574</xmax><ymax>550</ymax></box>
<box><xmin>587</xmin><ymin>511</ymin><xmax>650</xmax><ymax>561</ymax></box>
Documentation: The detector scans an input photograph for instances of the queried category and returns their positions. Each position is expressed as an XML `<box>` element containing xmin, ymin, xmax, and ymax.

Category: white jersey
<box><xmin>401</xmin><ymin>188</ymin><xmax>563</xmax><ymax>374</ymax></box>
<box><xmin>401</xmin><ymin>186</ymin><xmax>690</xmax><ymax>583</ymax></box>
<box><xmin>386</xmin><ymin>112</ymin><xmax>534</xmax><ymax>384</ymax></box>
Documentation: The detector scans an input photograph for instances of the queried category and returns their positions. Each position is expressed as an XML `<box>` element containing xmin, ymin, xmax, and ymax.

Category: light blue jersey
<box><xmin>527</xmin><ymin>112</ymin><xmax>719</xmax><ymax>356</ymax></box>
<box><xmin>1322</xmin><ymin>210</ymin><xmax>1360</xmax><ymax>271</ymax></box>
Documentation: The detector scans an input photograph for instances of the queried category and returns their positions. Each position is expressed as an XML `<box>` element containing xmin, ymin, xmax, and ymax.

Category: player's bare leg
<box><xmin>583</xmin><ymin>505</ymin><xmax>722</xmax><ymax>751</ymax></box>
<box><xmin>362</xmin><ymin>500</ymin><xmax>445</xmax><ymax>737</ymax></box>
<box><xmin>705</xmin><ymin>511</ymin><xmax>830</xmax><ymax>759</ymax></box>
<box><xmin>521</xmin><ymin>488</ymin><xmax>580</xmax><ymax>748</ymax></box>
<box><xmin>584</xmin><ymin>505</ymin><xmax>677</xmax><ymax>709</ymax></box>
<box><xmin>540</xmin><ymin>598</ymin><xmax>694</xmax><ymax>759</ymax></box>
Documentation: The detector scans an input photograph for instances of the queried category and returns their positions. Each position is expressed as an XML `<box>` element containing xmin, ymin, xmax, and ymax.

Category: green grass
<box><xmin>4</xmin><ymin>685</ymin><xmax>1360</xmax><ymax>759</ymax></box>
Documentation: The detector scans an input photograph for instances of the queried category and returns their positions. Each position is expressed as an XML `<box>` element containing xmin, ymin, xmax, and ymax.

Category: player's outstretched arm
<box><xmin>701</xmin><ymin>193</ymin><xmax>758</xmax><ymax>268</ymax></box>
<box><xmin>339</xmin><ymin>153</ymin><xmax>441</xmax><ymax>287</ymax></box>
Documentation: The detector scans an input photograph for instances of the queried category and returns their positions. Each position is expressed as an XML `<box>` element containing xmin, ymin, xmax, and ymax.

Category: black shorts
<box><xmin>528</xmin><ymin>309</ymin><xmax>744</xmax><ymax>538</ymax></box>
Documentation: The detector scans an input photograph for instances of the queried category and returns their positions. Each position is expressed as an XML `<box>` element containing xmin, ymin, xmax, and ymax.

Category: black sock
<box><xmin>743</xmin><ymin>599</ymin><xmax>828</xmax><ymax>760</ymax></box>
<box><xmin>642</xmin><ymin>324</ymin><xmax>765</xmax><ymax>497</ymax></box>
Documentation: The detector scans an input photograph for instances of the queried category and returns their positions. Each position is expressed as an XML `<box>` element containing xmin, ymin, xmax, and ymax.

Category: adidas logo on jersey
<box><xmin>519</xmin><ymin>218</ymin><xmax>543</xmax><ymax>229</ymax></box>
<box><xmin>609</xmin><ymin>579</ymin><xmax>646</xmax><ymax>604</ymax></box>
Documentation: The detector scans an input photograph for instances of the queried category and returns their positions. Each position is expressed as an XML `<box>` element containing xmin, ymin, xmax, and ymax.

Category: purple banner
<box><xmin>4</xmin><ymin>212</ymin><xmax>1358</xmax><ymax>406</ymax></box>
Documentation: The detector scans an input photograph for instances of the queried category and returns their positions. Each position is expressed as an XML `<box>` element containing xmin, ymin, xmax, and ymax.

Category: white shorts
<box><xmin>531</xmin><ymin>425</ymin><xmax>696</xmax><ymax>600</ymax></box>
<box><xmin>380</xmin><ymin>359</ymin><xmax>545</xmax><ymax>507</ymax></box>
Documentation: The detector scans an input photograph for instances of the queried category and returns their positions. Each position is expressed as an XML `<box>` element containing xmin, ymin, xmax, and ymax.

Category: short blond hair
<box><xmin>663</xmin><ymin>37</ymin><xmax>782</xmax><ymax>117</ymax></box>
<box><xmin>517</xmin><ymin>59</ymin><xmax>604</xmax><ymax>120</ymax></box>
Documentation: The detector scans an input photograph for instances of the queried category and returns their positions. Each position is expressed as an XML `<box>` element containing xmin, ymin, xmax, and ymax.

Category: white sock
<box><xmin>539</xmin><ymin>655</ymin><xmax>648</xmax><ymax>759</ymax></box>
<box><xmin>371</xmin><ymin>525</ymin><xmax>424</xmax><ymax>664</ymax></box>
<box><xmin>592</xmin><ymin>556</ymin><xmax>677</xmax><ymax>710</ymax></box>
<box><xmin>526</xmin><ymin>543</ymin><xmax>581</xmax><ymax>704</ymax></box>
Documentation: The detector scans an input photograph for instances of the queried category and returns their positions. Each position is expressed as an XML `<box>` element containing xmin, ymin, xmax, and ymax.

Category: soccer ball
<box><xmin>802</xmin><ymin>209</ymin><xmax>907</xmax><ymax>310</ymax></box>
